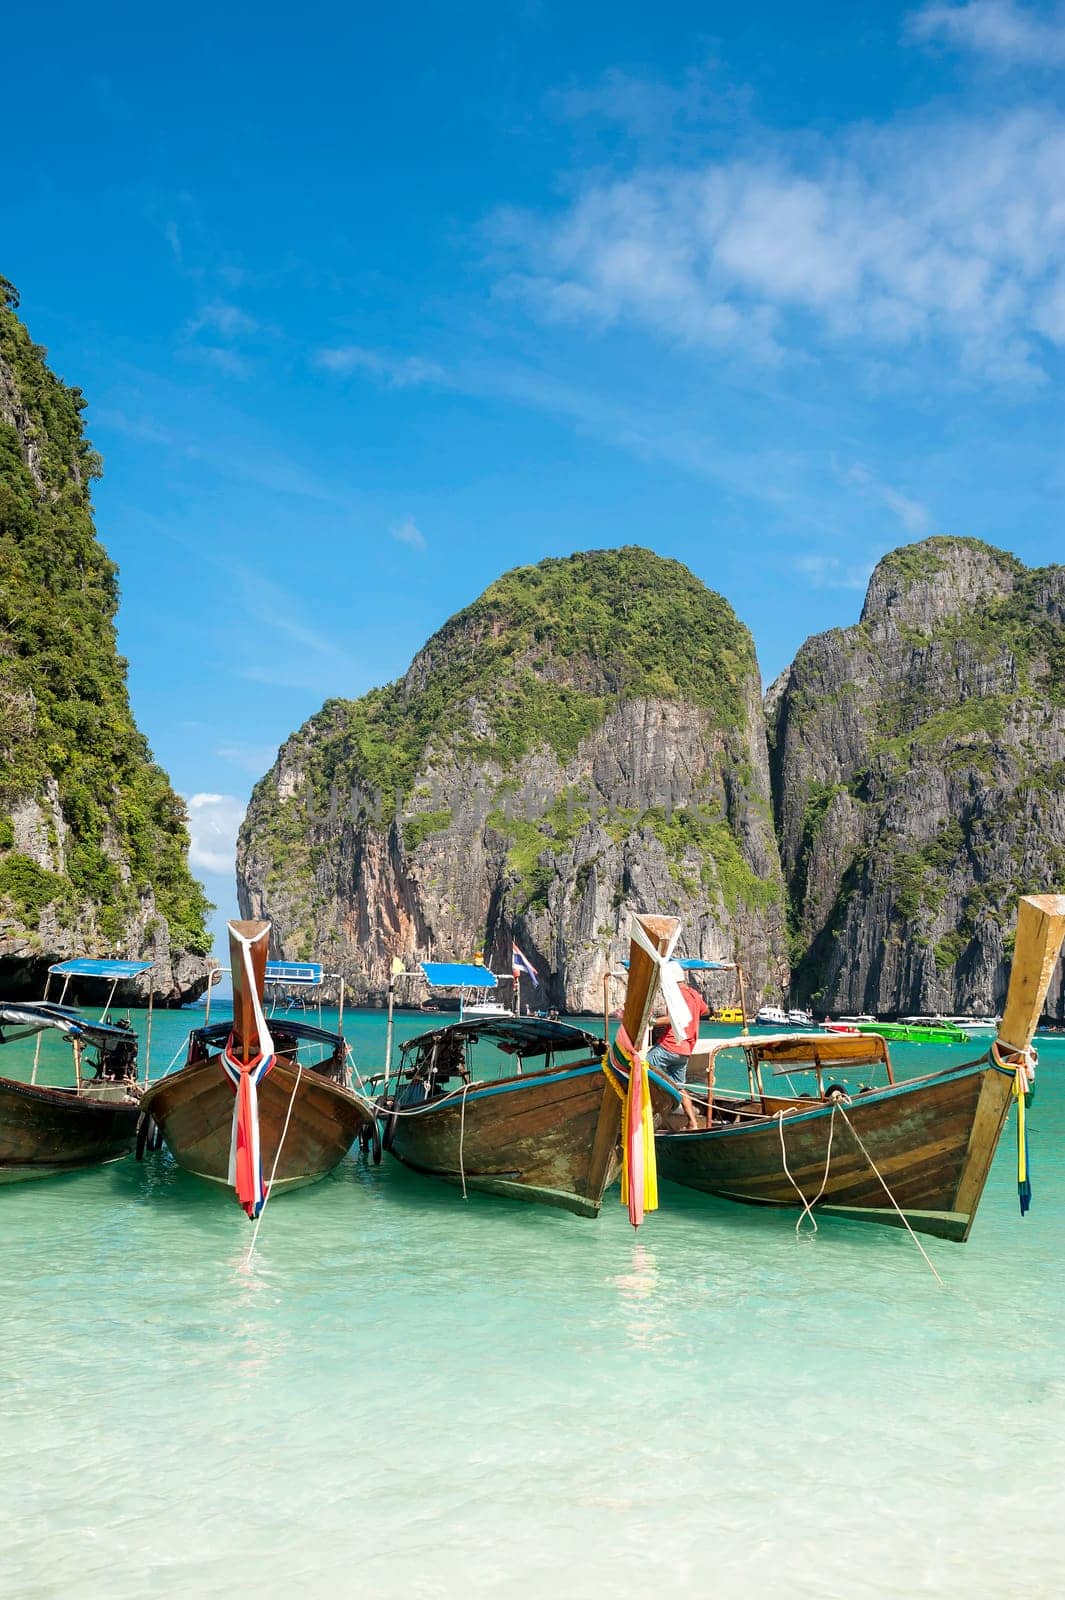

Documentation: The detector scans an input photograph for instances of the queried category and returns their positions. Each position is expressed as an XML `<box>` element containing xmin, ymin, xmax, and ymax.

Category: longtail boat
<box><xmin>0</xmin><ymin>1000</ymin><xmax>142</xmax><ymax>1183</ymax></box>
<box><xmin>656</xmin><ymin>894</ymin><xmax>1065</xmax><ymax>1242</ymax></box>
<box><xmin>378</xmin><ymin>913</ymin><xmax>682</xmax><ymax>1216</ymax></box>
<box><xmin>139</xmin><ymin>921</ymin><xmax>375</xmax><ymax>1215</ymax></box>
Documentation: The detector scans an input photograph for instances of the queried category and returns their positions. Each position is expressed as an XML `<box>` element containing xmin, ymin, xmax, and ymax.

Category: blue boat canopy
<box><xmin>49</xmin><ymin>959</ymin><xmax>154</xmax><ymax>978</ymax></box>
<box><xmin>420</xmin><ymin>962</ymin><xmax>498</xmax><ymax>990</ymax></box>
<box><xmin>265</xmin><ymin>961</ymin><xmax>323</xmax><ymax>986</ymax></box>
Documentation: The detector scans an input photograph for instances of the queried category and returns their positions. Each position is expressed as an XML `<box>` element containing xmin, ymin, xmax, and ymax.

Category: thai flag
<box><xmin>512</xmin><ymin>942</ymin><xmax>539</xmax><ymax>987</ymax></box>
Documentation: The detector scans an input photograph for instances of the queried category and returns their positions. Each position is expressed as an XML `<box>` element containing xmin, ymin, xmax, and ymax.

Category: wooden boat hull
<box><xmin>385</xmin><ymin>1063</ymin><xmax>620</xmax><ymax>1216</ymax></box>
<box><xmin>656</xmin><ymin>1060</ymin><xmax>1015</xmax><ymax>1242</ymax></box>
<box><xmin>140</xmin><ymin>1056</ymin><xmax>374</xmax><ymax>1196</ymax></box>
<box><xmin>0</xmin><ymin>1075</ymin><xmax>140</xmax><ymax>1183</ymax></box>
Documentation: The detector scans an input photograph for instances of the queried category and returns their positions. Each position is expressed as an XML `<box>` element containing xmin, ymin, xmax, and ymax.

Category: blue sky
<box><xmin>4</xmin><ymin>0</ymin><xmax>1064</xmax><ymax>949</ymax></box>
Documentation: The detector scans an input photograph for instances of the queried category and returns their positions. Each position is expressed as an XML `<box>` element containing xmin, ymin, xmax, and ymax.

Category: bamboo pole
<box><xmin>30</xmin><ymin>969</ymin><xmax>53</xmax><ymax>1085</ymax></box>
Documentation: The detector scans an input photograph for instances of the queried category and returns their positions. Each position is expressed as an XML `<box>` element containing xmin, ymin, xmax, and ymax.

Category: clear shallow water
<box><xmin>2</xmin><ymin>1009</ymin><xmax>1063</xmax><ymax>1599</ymax></box>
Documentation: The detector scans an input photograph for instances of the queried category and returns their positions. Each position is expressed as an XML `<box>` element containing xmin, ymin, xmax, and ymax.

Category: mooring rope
<box><xmin>244</xmin><ymin>1064</ymin><xmax>303</xmax><ymax>1263</ymax></box>
<box><xmin>774</xmin><ymin>1105</ymin><xmax>837</xmax><ymax>1233</ymax></box>
<box><xmin>836</xmin><ymin>1105</ymin><xmax>944</xmax><ymax>1287</ymax></box>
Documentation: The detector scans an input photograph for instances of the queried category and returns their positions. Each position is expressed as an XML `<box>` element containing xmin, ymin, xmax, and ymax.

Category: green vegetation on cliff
<box><xmin>295</xmin><ymin>547</ymin><xmax>754</xmax><ymax>806</ymax></box>
<box><xmin>0</xmin><ymin>291</ymin><xmax>211</xmax><ymax>952</ymax></box>
<box><xmin>243</xmin><ymin>547</ymin><xmax>776</xmax><ymax>929</ymax></box>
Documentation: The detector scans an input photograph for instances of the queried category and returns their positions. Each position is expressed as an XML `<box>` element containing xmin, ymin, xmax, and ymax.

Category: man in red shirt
<box><xmin>645</xmin><ymin>963</ymin><xmax>708</xmax><ymax>1131</ymax></box>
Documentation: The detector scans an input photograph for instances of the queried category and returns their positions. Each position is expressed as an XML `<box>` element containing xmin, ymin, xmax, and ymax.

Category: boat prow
<box><xmin>656</xmin><ymin>894</ymin><xmax>1065</xmax><ymax>1242</ymax></box>
<box><xmin>380</xmin><ymin>915</ymin><xmax>682</xmax><ymax>1216</ymax></box>
<box><xmin>139</xmin><ymin>921</ymin><xmax>376</xmax><ymax>1212</ymax></box>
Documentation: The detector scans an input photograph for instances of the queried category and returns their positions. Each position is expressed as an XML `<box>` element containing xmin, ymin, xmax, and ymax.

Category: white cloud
<box><xmin>390</xmin><ymin>516</ymin><xmax>427</xmax><ymax>551</ymax></box>
<box><xmin>491</xmin><ymin>108</ymin><xmax>1065</xmax><ymax>382</ymax></box>
<box><xmin>908</xmin><ymin>1</ymin><xmax>1065</xmax><ymax>63</ymax></box>
<box><xmin>315</xmin><ymin>345</ymin><xmax>446</xmax><ymax>387</ymax></box>
<box><xmin>184</xmin><ymin>793</ymin><xmax>246</xmax><ymax>876</ymax></box>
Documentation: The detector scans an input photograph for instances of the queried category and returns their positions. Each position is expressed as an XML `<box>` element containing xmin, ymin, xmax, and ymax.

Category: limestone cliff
<box><xmin>0</xmin><ymin>282</ymin><xmax>213</xmax><ymax>1003</ymax></box>
<box><xmin>771</xmin><ymin>537</ymin><xmax>1065</xmax><ymax>1017</ymax></box>
<box><xmin>238</xmin><ymin>548</ymin><xmax>789</xmax><ymax>1009</ymax></box>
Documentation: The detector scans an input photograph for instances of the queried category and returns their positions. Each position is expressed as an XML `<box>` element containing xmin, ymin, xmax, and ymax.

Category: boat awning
<box><xmin>264</xmin><ymin>961</ymin><xmax>323</xmax><ymax>986</ymax></box>
<box><xmin>401</xmin><ymin>1016</ymin><xmax>601</xmax><ymax>1058</ymax></box>
<box><xmin>194</xmin><ymin>1018</ymin><xmax>342</xmax><ymax>1050</ymax></box>
<box><xmin>419</xmin><ymin>962</ymin><xmax>498</xmax><ymax>990</ymax></box>
<box><xmin>49</xmin><ymin>959</ymin><xmax>154</xmax><ymax>978</ymax></box>
<box><xmin>0</xmin><ymin>1002</ymin><xmax>134</xmax><ymax>1045</ymax></box>
<box><xmin>698</xmin><ymin>1031</ymin><xmax>891</xmax><ymax>1072</ymax></box>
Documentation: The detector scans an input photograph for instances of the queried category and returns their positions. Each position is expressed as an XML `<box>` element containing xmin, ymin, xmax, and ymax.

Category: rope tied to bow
<box><xmin>991</xmin><ymin>1037</ymin><xmax>1037</xmax><ymax>1216</ymax></box>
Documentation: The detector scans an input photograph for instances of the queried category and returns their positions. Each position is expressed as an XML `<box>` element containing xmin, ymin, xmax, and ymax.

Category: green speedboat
<box><xmin>856</xmin><ymin>1020</ymin><xmax>970</xmax><ymax>1046</ymax></box>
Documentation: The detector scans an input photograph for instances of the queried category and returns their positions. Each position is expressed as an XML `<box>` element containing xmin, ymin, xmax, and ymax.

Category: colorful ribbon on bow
<box><xmin>991</xmin><ymin>1038</ymin><xmax>1036</xmax><ymax>1217</ymax></box>
<box><xmin>218</xmin><ymin>1039</ymin><xmax>275</xmax><ymax>1218</ymax></box>
<box><xmin>603</xmin><ymin>1024</ymin><xmax>659</xmax><ymax>1229</ymax></box>
<box><xmin>218</xmin><ymin>928</ymin><xmax>277</xmax><ymax>1219</ymax></box>
<box><xmin>1015</xmin><ymin>1067</ymin><xmax>1032</xmax><ymax>1217</ymax></box>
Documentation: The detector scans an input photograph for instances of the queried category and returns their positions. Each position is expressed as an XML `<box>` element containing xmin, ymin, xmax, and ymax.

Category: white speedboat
<box><xmin>463</xmin><ymin>1000</ymin><xmax>515</xmax><ymax>1019</ymax></box>
<box><xmin>755</xmin><ymin>1005</ymin><xmax>789</xmax><ymax>1026</ymax></box>
<box><xmin>944</xmin><ymin>1015</ymin><xmax>999</xmax><ymax>1037</ymax></box>
<box><xmin>787</xmin><ymin>1008</ymin><xmax>813</xmax><ymax>1026</ymax></box>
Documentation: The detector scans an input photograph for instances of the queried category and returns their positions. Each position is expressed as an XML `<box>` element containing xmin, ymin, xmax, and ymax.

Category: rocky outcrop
<box><xmin>770</xmin><ymin>537</ymin><xmax>1065</xmax><ymax>1018</ymax></box>
<box><xmin>238</xmin><ymin>548</ymin><xmax>789</xmax><ymax>1010</ymax></box>
<box><xmin>0</xmin><ymin>285</ymin><xmax>213</xmax><ymax>1004</ymax></box>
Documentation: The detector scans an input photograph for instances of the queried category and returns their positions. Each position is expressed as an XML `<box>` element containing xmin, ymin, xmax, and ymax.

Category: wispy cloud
<box><xmin>231</xmin><ymin>566</ymin><xmax>364</xmax><ymax>693</ymax></box>
<box><xmin>843</xmin><ymin>463</ymin><xmax>932</xmax><ymax>535</ymax></box>
<box><xmin>184</xmin><ymin>792</ymin><xmax>246</xmax><ymax>875</ymax></box>
<box><xmin>546</xmin><ymin>60</ymin><xmax>752</xmax><ymax>144</ymax></box>
<box><xmin>186</xmin><ymin>300</ymin><xmax>259</xmax><ymax>339</ymax></box>
<box><xmin>182</xmin><ymin>345</ymin><xmax>252</xmax><ymax>379</ymax></box>
<box><xmin>95</xmin><ymin>403</ymin><xmax>346</xmax><ymax>504</ymax></box>
<box><xmin>908</xmin><ymin>1</ymin><xmax>1065</xmax><ymax>63</ymax></box>
<box><xmin>216</xmin><ymin>741</ymin><xmax>280</xmax><ymax>775</ymax></box>
<box><xmin>489</xmin><ymin>107</ymin><xmax>1065</xmax><ymax>383</ymax></box>
<box><xmin>390</xmin><ymin>516</ymin><xmax>427</xmax><ymax>552</ymax></box>
<box><xmin>314</xmin><ymin>344</ymin><xmax>446</xmax><ymax>387</ymax></box>
<box><xmin>793</xmin><ymin>553</ymin><xmax>881</xmax><ymax>591</ymax></box>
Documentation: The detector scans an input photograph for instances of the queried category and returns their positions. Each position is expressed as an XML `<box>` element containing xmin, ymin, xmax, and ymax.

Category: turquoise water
<box><xmin>3</xmin><ymin>1008</ymin><xmax>1063</xmax><ymax>1598</ymax></box>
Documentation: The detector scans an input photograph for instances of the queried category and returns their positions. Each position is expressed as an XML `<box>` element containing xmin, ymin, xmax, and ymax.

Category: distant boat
<box><xmin>711</xmin><ymin>1005</ymin><xmax>748</xmax><ymax>1025</ymax></box>
<box><xmin>462</xmin><ymin>998</ymin><xmax>514</xmax><ymax>1019</ymax></box>
<box><xmin>755</xmin><ymin>1005</ymin><xmax>789</xmax><ymax>1026</ymax></box>
<box><xmin>0</xmin><ymin>962</ymin><xmax>146</xmax><ymax>1183</ymax></box>
<box><xmin>656</xmin><ymin>894</ymin><xmax>1064</xmax><ymax>1243</ymax></box>
<box><xmin>788</xmin><ymin>1008</ymin><xmax>814</xmax><ymax>1027</ymax></box>
<box><xmin>856</xmin><ymin>1019</ymin><xmax>970</xmax><ymax>1046</ymax></box>
<box><xmin>907</xmin><ymin>1014</ymin><xmax>1000</xmax><ymax>1038</ymax></box>
<box><xmin>139</xmin><ymin>921</ymin><xmax>376</xmax><ymax>1215</ymax></box>
<box><xmin>378</xmin><ymin>914</ymin><xmax>682</xmax><ymax>1216</ymax></box>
